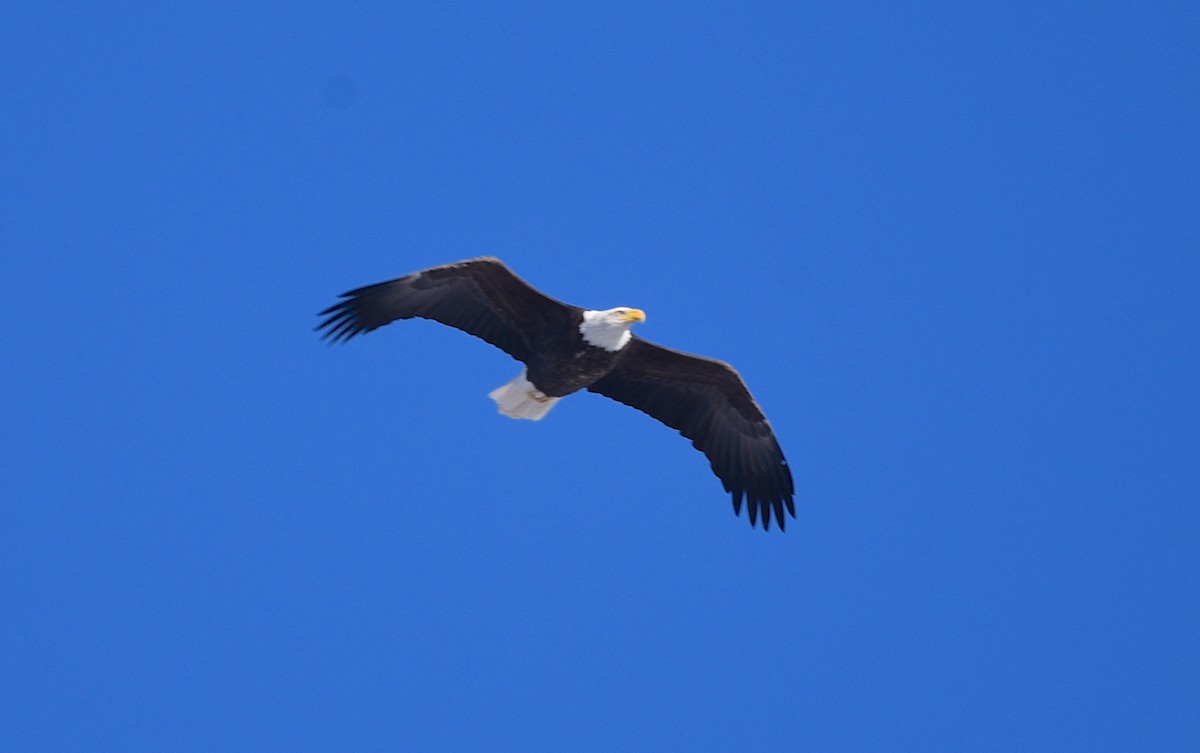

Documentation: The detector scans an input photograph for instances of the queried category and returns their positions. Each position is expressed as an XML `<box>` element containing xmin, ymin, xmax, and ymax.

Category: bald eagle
<box><xmin>317</xmin><ymin>258</ymin><xmax>795</xmax><ymax>530</ymax></box>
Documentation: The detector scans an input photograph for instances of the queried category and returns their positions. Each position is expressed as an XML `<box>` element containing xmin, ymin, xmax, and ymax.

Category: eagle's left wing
<box><xmin>587</xmin><ymin>336</ymin><xmax>795</xmax><ymax>530</ymax></box>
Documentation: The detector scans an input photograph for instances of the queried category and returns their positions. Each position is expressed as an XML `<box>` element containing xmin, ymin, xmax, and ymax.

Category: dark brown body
<box><xmin>525</xmin><ymin>312</ymin><xmax>624</xmax><ymax>397</ymax></box>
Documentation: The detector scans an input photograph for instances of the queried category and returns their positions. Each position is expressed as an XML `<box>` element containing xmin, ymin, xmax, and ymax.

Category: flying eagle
<box><xmin>316</xmin><ymin>258</ymin><xmax>795</xmax><ymax>530</ymax></box>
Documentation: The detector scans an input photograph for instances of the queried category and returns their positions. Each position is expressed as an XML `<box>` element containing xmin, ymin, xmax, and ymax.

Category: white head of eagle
<box><xmin>316</xmin><ymin>258</ymin><xmax>796</xmax><ymax>531</ymax></box>
<box><xmin>579</xmin><ymin>307</ymin><xmax>647</xmax><ymax>351</ymax></box>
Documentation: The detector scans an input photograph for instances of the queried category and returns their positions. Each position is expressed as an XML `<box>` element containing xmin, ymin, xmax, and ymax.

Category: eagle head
<box><xmin>580</xmin><ymin>307</ymin><xmax>645</xmax><ymax>351</ymax></box>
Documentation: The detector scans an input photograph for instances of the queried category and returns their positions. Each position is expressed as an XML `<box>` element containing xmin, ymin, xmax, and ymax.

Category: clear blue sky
<box><xmin>3</xmin><ymin>2</ymin><xmax>1197</xmax><ymax>750</ymax></box>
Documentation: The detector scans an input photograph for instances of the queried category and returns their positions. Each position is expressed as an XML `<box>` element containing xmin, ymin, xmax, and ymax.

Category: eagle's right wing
<box><xmin>316</xmin><ymin>257</ymin><xmax>576</xmax><ymax>362</ymax></box>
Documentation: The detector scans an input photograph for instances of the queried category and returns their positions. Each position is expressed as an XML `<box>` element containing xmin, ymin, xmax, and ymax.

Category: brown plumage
<box><xmin>317</xmin><ymin>257</ymin><xmax>794</xmax><ymax>530</ymax></box>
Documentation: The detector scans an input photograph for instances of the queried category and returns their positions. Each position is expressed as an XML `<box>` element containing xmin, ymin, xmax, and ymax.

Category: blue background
<box><xmin>4</xmin><ymin>2</ymin><xmax>1197</xmax><ymax>750</ymax></box>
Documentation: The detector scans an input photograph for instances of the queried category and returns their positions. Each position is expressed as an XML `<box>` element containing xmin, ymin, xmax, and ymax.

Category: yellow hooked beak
<box><xmin>622</xmin><ymin>308</ymin><xmax>647</xmax><ymax>323</ymax></box>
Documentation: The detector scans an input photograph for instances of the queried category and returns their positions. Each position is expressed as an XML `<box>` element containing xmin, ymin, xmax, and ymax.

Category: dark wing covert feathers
<box><xmin>589</xmin><ymin>336</ymin><xmax>795</xmax><ymax>530</ymax></box>
<box><xmin>316</xmin><ymin>257</ymin><xmax>575</xmax><ymax>361</ymax></box>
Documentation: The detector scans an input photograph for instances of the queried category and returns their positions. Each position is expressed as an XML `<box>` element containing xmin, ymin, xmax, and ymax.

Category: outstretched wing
<box><xmin>316</xmin><ymin>257</ymin><xmax>577</xmax><ymax>362</ymax></box>
<box><xmin>588</xmin><ymin>337</ymin><xmax>795</xmax><ymax>530</ymax></box>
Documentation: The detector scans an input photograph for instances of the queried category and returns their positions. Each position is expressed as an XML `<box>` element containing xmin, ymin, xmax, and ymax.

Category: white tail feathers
<box><xmin>488</xmin><ymin>370</ymin><xmax>560</xmax><ymax>421</ymax></box>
